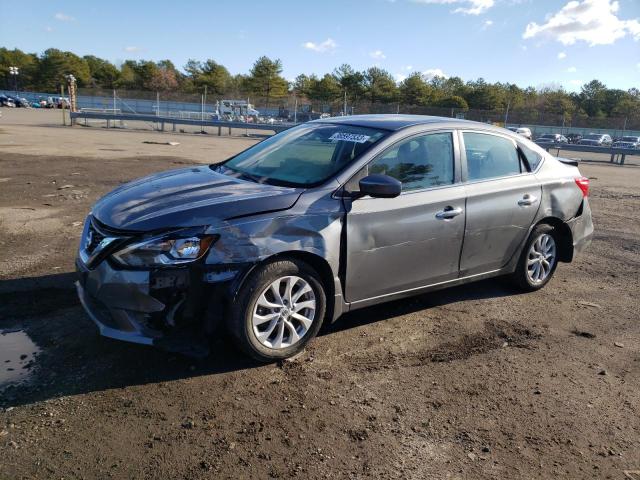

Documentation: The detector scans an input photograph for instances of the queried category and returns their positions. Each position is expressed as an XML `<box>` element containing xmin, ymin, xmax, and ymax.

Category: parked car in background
<box><xmin>507</xmin><ymin>126</ymin><xmax>532</xmax><ymax>140</ymax></box>
<box><xmin>612</xmin><ymin>136</ymin><xmax>640</xmax><ymax>149</ymax></box>
<box><xmin>578</xmin><ymin>134</ymin><xmax>612</xmax><ymax>146</ymax></box>
<box><xmin>536</xmin><ymin>133</ymin><xmax>568</xmax><ymax>144</ymax></box>
<box><xmin>566</xmin><ymin>133</ymin><xmax>583</xmax><ymax>144</ymax></box>
<box><xmin>76</xmin><ymin>115</ymin><xmax>594</xmax><ymax>361</ymax></box>
<box><xmin>0</xmin><ymin>94</ymin><xmax>16</xmax><ymax>107</ymax></box>
<box><xmin>10</xmin><ymin>96</ymin><xmax>30</xmax><ymax>108</ymax></box>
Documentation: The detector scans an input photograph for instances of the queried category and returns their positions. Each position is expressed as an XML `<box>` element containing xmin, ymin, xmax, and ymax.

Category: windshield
<box><xmin>585</xmin><ymin>134</ymin><xmax>602</xmax><ymax>140</ymax></box>
<box><xmin>215</xmin><ymin>123</ymin><xmax>387</xmax><ymax>187</ymax></box>
<box><xmin>622</xmin><ymin>136</ymin><xmax>639</xmax><ymax>142</ymax></box>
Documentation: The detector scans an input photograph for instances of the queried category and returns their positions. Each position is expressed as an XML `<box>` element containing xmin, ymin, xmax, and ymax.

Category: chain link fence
<box><xmin>4</xmin><ymin>88</ymin><xmax>639</xmax><ymax>137</ymax></box>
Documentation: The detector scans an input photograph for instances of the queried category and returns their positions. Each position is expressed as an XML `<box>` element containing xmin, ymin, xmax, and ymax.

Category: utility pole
<box><xmin>293</xmin><ymin>94</ymin><xmax>298</xmax><ymax>124</ymax></box>
<box><xmin>343</xmin><ymin>91</ymin><xmax>347</xmax><ymax>116</ymax></box>
<box><xmin>504</xmin><ymin>99</ymin><xmax>510</xmax><ymax>127</ymax></box>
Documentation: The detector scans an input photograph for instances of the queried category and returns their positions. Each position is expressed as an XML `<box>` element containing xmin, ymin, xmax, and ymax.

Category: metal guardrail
<box><xmin>70</xmin><ymin>111</ymin><xmax>294</xmax><ymax>134</ymax></box>
<box><xmin>535</xmin><ymin>142</ymin><xmax>640</xmax><ymax>165</ymax></box>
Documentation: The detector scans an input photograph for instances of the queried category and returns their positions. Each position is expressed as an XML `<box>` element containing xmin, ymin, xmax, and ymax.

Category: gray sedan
<box><xmin>76</xmin><ymin>115</ymin><xmax>593</xmax><ymax>361</ymax></box>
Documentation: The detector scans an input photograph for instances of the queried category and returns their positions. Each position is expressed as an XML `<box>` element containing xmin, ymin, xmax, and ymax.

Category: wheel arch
<box><xmin>230</xmin><ymin>251</ymin><xmax>337</xmax><ymax>324</ymax></box>
<box><xmin>534</xmin><ymin>216</ymin><xmax>573</xmax><ymax>262</ymax></box>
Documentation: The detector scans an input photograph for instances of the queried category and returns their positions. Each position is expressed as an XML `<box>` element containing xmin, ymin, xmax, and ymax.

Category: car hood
<box><xmin>92</xmin><ymin>166</ymin><xmax>303</xmax><ymax>231</ymax></box>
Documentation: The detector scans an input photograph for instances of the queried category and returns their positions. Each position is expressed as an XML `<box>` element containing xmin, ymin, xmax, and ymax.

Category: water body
<box><xmin>0</xmin><ymin>329</ymin><xmax>40</xmax><ymax>388</ymax></box>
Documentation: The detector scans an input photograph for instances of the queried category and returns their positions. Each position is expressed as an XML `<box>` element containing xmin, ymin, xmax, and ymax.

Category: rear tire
<box><xmin>511</xmin><ymin>224</ymin><xmax>559</xmax><ymax>292</ymax></box>
<box><xmin>228</xmin><ymin>259</ymin><xmax>326</xmax><ymax>362</ymax></box>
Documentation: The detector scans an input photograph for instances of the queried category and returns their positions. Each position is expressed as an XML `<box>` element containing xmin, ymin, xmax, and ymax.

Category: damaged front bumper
<box><xmin>75</xmin><ymin>256</ymin><xmax>243</xmax><ymax>355</ymax></box>
<box><xmin>75</xmin><ymin>258</ymin><xmax>163</xmax><ymax>345</ymax></box>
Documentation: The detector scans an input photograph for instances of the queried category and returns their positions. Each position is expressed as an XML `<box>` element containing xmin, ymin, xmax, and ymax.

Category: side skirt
<box><xmin>341</xmin><ymin>268</ymin><xmax>509</xmax><ymax>313</ymax></box>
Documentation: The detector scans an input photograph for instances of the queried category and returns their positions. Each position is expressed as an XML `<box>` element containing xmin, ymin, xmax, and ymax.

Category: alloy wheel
<box><xmin>526</xmin><ymin>233</ymin><xmax>557</xmax><ymax>284</ymax></box>
<box><xmin>251</xmin><ymin>275</ymin><xmax>316</xmax><ymax>349</ymax></box>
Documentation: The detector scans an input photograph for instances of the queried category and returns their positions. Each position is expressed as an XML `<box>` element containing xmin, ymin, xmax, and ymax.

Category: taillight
<box><xmin>575</xmin><ymin>176</ymin><xmax>589</xmax><ymax>197</ymax></box>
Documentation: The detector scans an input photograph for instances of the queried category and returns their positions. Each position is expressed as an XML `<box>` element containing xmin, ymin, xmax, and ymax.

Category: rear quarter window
<box><xmin>518</xmin><ymin>142</ymin><xmax>544</xmax><ymax>171</ymax></box>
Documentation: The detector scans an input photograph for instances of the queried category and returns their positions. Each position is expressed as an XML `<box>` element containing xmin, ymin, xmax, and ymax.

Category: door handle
<box><xmin>518</xmin><ymin>194</ymin><xmax>538</xmax><ymax>206</ymax></box>
<box><xmin>436</xmin><ymin>206</ymin><xmax>463</xmax><ymax>220</ymax></box>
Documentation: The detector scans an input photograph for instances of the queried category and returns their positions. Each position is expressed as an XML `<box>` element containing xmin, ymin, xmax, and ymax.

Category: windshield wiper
<box><xmin>237</xmin><ymin>171</ymin><xmax>263</xmax><ymax>183</ymax></box>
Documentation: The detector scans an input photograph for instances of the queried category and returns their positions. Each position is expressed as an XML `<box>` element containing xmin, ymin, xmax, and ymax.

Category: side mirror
<box><xmin>357</xmin><ymin>174</ymin><xmax>402</xmax><ymax>199</ymax></box>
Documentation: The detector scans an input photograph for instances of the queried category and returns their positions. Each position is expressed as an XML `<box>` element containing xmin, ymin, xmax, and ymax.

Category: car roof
<box><xmin>312</xmin><ymin>114</ymin><xmax>499</xmax><ymax>132</ymax></box>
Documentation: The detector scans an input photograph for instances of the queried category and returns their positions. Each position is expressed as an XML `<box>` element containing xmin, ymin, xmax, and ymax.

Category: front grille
<box><xmin>86</xmin><ymin>221</ymin><xmax>106</xmax><ymax>254</ymax></box>
<box><xmin>80</xmin><ymin>217</ymin><xmax>130</xmax><ymax>268</ymax></box>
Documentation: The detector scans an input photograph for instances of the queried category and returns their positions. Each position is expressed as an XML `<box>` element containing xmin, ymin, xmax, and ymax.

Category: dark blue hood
<box><xmin>92</xmin><ymin>166</ymin><xmax>302</xmax><ymax>231</ymax></box>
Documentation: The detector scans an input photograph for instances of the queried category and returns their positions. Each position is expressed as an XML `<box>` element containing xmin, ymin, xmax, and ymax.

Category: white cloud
<box><xmin>423</xmin><ymin>68</ymin><xmax>448</xmax><ymax>80</ymax></box>
<box><xmin>404</xmin><ymin>65</ymin><xmax>413</xmax><ymax>71</ymax></box>
<box><xmin>557</xmin><ymin>51</ymin><xmax>567</xmax><ymax>59</ymax></box>
<box><xmin>44</xmin><ymin>26</ymin><xmax>53</xmax><ymax>32</ymax></box>
<box><xmin>394</xmin><ymin>73</ymin><xmax>408</xmax><ymax>82</ymax></box>
<box><xmin>567</xmin><ymin>66</ymin><xmax>577</xmax><ymax>72</ymax></box>
<box><xmin>369</xmin><ymin>50</ymin><xmax>386</xmax><ymax>60</ymax></box>
<box><xmin>302</xmin><ymin>38</ymin><xmax>337</xmax><ymax>53</ymax></box>
<box><xmin>411</xmin><ymin>0</ymin><xmax>495</xmax><ymax>15</ymax></box>
<box><xmin>523</xmin><ymin>0</ymin><xmax>640</xmax><ymax>46</ymax></box>
<box><xmin>482</xmin><ymin>19</ymin><xmax>494</xmax><ymax>30</ymax></box>
<box><xmin>569</xmin><ymin>79</ymin><xmax>583</xmax><ymax>86</ymax></box>
<box><xmin>54</xmin><ymin>12</ymin><xmax>75</xmax><ymax>21</ymax></box>
<box><xmin>124</xmin><ymin>46</ymin><xmax>140</xmax><ymax>53</ymax></box>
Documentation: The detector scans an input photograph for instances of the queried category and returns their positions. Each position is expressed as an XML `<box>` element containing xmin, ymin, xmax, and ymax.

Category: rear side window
<box><xmin>368</xmin><ymin>132</ymin><xmax>454</xmax><ymax>191</ymax></box>
<box><xmin>463</xmin><ymin>132</ymin><xmax>521</xmax><ymax>181</ymax></box>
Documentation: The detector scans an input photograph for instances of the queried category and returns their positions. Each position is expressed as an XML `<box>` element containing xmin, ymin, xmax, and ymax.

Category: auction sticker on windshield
<box><xmin>329</xmin><ymin>132</ymin><xmax>371</xmax><ymax>143</ymax></box>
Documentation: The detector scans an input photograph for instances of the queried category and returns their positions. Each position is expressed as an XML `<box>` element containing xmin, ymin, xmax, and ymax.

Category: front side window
<box><xmin>463</xmin><ymin>132</ymin><xmax>521</xmax><ymax>181</ymax></box>
<box><xmin>216</xmin><ymin>123</ymin><xmax>387</xmax><ymax>187</ymax></box>
<box><xmin>367</xmin><ymin>132</ymin><xmax>455</xmax><ymax>191</ymax></box>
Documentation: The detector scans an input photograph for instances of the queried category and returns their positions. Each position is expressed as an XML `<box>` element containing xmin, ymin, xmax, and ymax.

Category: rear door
<box><xmin>344</xmin><ymin>131</ymin><xmax>466</xmax><ymax>302</ymax></box>
<box><xmin>459</xmin><ymin>131</ymin><xmax>541</xmax><ymax>276</ymax></box>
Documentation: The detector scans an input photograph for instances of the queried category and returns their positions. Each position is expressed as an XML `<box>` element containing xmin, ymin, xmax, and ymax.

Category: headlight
<box><xmin>112</xmin><ymin>229</ymin><xmax>218</xmax><ymax>267</ymax></box>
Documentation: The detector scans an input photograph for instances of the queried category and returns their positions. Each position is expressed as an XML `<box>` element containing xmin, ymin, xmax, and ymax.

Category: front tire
<box><xmin>228</xmin><ymin>259</ymin><xmax>326</xmax><ymax>362</ymax></box>
<box><xmin>511</xmin><ymin>224</ymin><xmax>559</xmax><ymax>292</ymax></box>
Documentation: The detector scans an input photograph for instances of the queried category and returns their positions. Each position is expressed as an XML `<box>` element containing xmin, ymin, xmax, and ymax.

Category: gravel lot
<box><xmin>1</xmin><ymin>109</ymin><xmax>639</xmax><ymax>479</ymax></box>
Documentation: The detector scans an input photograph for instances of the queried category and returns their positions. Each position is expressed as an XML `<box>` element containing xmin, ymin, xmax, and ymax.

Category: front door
<box><xmin>344</xmin><ymin>131</ymin><xmax>466</xmax><ymax>302</ymax></box>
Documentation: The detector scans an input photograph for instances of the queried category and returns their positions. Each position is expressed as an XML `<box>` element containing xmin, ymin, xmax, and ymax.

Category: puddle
<box><xmin>0</xmin><ymin>329</ymin><xmax>40</xmax><ymax>388</ymax></box>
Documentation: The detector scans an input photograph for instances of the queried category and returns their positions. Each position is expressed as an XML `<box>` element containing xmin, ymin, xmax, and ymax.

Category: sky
<box><xmin>1</xmin><ymin>0</ymin><xmax>639</xmax><ymax>92</ymax></box>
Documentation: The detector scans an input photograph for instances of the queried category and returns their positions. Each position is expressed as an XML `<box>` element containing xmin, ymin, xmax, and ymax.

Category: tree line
<box><xmin>1</xmin><ymin>47</ymin><xmax>639</xmax><ymax>123</ymax></box>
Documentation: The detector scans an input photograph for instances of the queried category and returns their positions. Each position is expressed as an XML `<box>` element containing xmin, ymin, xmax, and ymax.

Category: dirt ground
<box><xmin>0</xmin><ymin>110</ymin><xmax>639</xmax><ymax>479</ymax></box>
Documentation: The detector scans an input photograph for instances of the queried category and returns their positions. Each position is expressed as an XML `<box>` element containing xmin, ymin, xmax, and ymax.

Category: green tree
<box><xmin>0</xmin><ymin>48</ymin><xmax>39</xmax><ymax>90</ymax></box>
<box><xmin>308</xmin><ymin>74</ymin><xmax>341</xmax><ymax>104</ymax></box>
<box><xmin>247</xmin><ymin>56</ymin><xmax>288</xmax><ymax>107</ymax></box>
<box><xmin>332</xmin><ymin>64</ymin><xmax>365</xmax><ymax>103</ymax></box>
<box><xmin>292</xmin><ymin>73</ymin><xmax>313</xmax><ymax>97</ymax></box>
<box><xmin>611</xmin><ymin>92</ymin><xmax>640</xmax><ymax>119</ymax></box>
<box><xmin>465</xmin><ymin>78</ymin><xmax>504</xmax><ymax>110</ymax></box>
<box><xmin>184</xmin><ymin>59</ymin><xmax>230</xmax><ymax>95</ymax></box>
<box><xmin>83</xmin><ymin>55</ymin><xmax>119</xmax><ymax>88</ymax></box>
<box><xmin>37</xmin><ymin>48</ymin><xmax>90</xmax><ymax>90</ymax></box>
<box><xmin>363</xmin><ymin>67</ymin><xmax>397</xmax><ymax>103</ymax></box>
<box><xmin>436</xmin><ymin>95</ymin><xmax>469</xmax><ymax>110</ymax></box>
<box><xmin>579</xmin><ymin>80</ymin><xmax>607</xmax><ymax>117</ymax></box>
<box><xmin>398</xmin><ymin>73</ymin><xmax>431</xmax><ymax>106</ymax></box>
<box><xmin>115</xmin><ymin>61</ymin><xmax>137</xmax><ymax>90</ymax></box>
